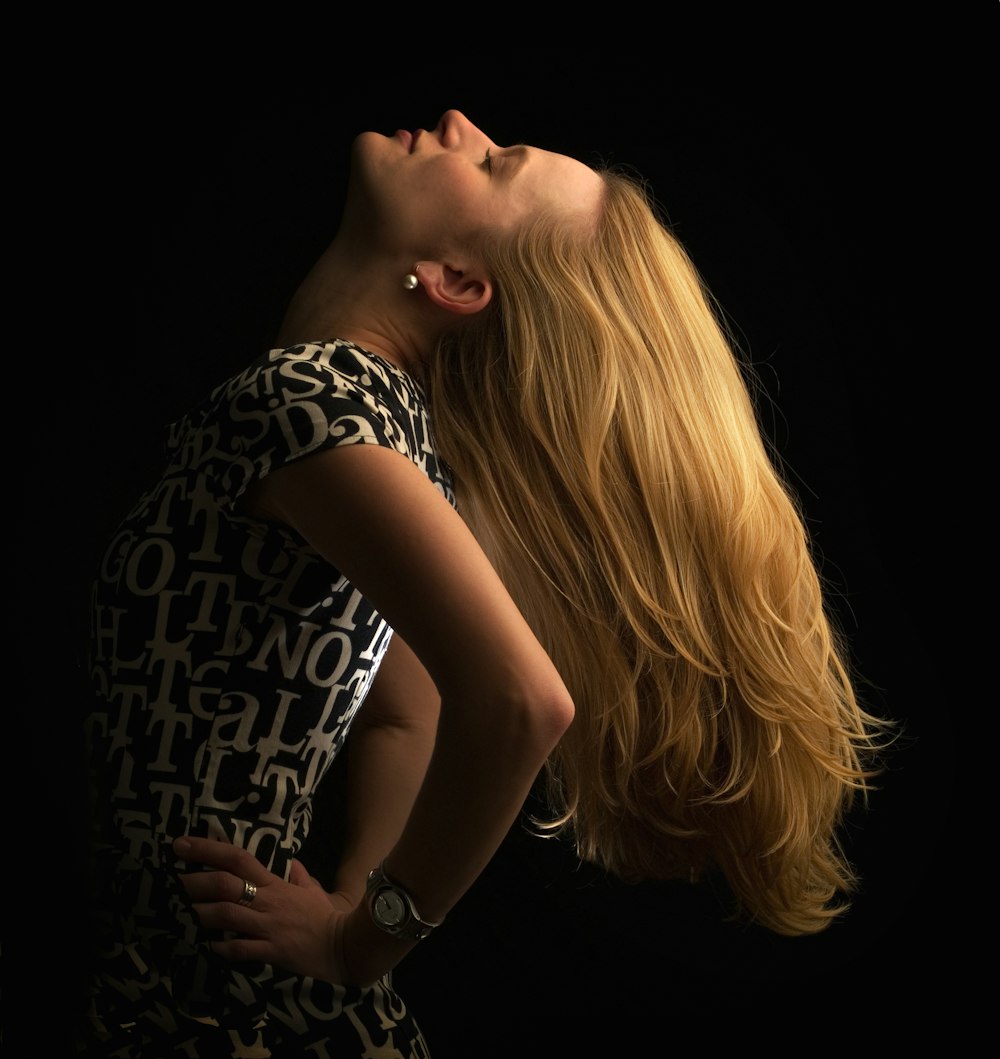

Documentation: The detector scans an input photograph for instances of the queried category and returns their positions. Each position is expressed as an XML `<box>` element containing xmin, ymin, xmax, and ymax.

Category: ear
<box><xmin>412</xmin><ymin>260</ymin><xmax>493</xmax><ymax>317</ymax></box>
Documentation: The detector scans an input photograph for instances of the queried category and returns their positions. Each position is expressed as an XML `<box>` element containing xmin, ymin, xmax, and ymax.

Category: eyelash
<box><xmin>483</xmin><ymin>148</ymin><xmax>494</xmax><ymax>175</ymax></box>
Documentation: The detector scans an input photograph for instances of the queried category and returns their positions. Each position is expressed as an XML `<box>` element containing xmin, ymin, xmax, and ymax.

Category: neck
<box><xmin>276</xmin><ymin>238</ymin><xmax>430</xmax><ymax>378</ymax></box>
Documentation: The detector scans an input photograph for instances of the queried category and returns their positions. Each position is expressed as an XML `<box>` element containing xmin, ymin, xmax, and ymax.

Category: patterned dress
<box><xmin>78</xmin><ymin>340</ymin><xmax>453</xmax><ymax>1058</ymax></box>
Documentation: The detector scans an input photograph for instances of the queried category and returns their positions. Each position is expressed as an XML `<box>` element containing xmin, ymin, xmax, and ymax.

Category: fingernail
<box><xmin>174</xmin><ymin>838</ymin><xmax>191</xmax><ymax>854</ymax></box>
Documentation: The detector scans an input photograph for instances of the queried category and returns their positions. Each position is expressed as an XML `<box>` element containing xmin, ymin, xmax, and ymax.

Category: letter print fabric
<box><xmin>80</xmin><ymin>341</ymin><xmax>451</xmax><ymax>1057</ymax></box>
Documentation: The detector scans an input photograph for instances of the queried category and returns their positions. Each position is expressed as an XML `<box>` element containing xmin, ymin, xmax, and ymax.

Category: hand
<box><xmin>173</xmin><ymin>836</ymin><xmax>353</xmax><ymax>984</ymax></box>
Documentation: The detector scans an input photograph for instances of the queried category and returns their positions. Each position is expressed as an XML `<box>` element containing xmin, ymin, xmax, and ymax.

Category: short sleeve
<box><xmin>165</xmin><ymin>341</ymin><xmax>432</xmax><ymax>511</ymax></box>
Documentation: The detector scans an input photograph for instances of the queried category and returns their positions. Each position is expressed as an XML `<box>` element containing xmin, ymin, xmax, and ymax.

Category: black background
<box><xmin>13</xmin><ymin>36</ymin><xmax>973</xmax><ymax>1054</ymax></box>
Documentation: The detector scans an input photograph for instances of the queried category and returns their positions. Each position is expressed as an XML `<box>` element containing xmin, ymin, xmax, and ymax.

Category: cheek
<box><xmin>422</xmin><ymin>161</ymin><xmax>489</xmax><ymax>232</ymax></box>
<box><xmin>368</xmin><ymin>159</ymin><xmax>491</xmax><ymax>255</ymax></box>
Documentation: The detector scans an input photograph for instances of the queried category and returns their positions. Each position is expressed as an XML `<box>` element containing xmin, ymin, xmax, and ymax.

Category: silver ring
<box><xmin>237</xmin><ymin>879</ymin><xmax>257</xmax><ymax>906</ymax></box>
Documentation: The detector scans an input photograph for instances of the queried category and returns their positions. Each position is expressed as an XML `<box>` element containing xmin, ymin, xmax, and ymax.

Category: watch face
<box><xmin>373</xmin><ymin>888</ymin><xmax>408</xmax><ymax>929</ymax></box>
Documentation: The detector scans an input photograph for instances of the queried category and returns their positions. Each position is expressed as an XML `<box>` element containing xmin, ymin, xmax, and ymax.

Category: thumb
<box><xmin>288</xmin><ymin>858</ymin><xmax>323</xmax><ymax>890</ymax></box>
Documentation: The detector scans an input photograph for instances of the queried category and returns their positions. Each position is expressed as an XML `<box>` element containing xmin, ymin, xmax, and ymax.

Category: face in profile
<box><xmin>347</xmin><ymin>109</ymin><xmax>604</xmax><ymax>261</ymax></box>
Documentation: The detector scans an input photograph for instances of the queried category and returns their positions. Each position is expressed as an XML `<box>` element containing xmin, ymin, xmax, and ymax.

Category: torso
<box><xmin>80</xmin><ymin>339</ymin><xmax>451</xmax><ymax>1054</ymax></box>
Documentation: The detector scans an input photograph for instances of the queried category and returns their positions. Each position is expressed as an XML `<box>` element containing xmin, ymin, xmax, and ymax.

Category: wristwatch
<box><xmin>365</xmin><ymin>862</ymin><xmax>443</xmax><ymax>942</ymax></box>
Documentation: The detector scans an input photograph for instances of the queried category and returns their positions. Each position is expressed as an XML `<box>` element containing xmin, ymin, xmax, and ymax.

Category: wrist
<box><xmin>331</xmin><ymin>864</ymin><xmax>371</xmax><ymax>909</ymax></box>
<box><xmin>327</xmin><ymin>888</ymin><xmax>359</xmax><ymax>916</ymax></box>
<box><xmin>365</xmin><ymin>860</ymin><xmax>444</xmax><ymax>943</ymax></box>
<box><xmin>341</xmin><ymin>900</ymin><xmax>417</xmax><ymax>987</ymax></box>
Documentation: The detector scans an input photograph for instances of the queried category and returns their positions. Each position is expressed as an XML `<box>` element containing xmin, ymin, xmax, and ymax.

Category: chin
<box><xmin>352</xmin><ymin>131</ymin><xmax>401</xmax><ymax>186</ymax></box>
<box><xmin>352</xmin><ymin>129</ymin><xmax>391</xmax><ymax>159</ymax></box>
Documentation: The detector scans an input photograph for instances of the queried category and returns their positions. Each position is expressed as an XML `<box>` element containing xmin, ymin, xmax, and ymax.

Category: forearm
<box><xmin>331</xmin><ymin>633</ymin><xmax>440</xmax><ymax>905</ymax></box>
<box><xmin>337</xmin><ymin>683</ymin><xmax>570</xmax><ymax>985</ymax></box>
<box><xmin>380</xmin><ymin>681</ymin><xmax>571</xmax><ymax>924</ymax></box>
<box><xmin>332</xmin><ymin>718</ymin><xmax>436</xmax><ymax>906</ymax></box>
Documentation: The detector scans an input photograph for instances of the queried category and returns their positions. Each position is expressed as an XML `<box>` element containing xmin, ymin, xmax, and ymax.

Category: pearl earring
<box><xmin>403</xmin><ymin>272</ymin><xmax>419</xmax><ymax>290</ymax></box>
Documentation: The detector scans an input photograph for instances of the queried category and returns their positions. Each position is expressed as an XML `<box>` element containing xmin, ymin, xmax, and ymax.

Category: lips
<box><xmin>396</xmin><ymin>129</ymin><xmax>414</xmax><ymax>152</ymax></box>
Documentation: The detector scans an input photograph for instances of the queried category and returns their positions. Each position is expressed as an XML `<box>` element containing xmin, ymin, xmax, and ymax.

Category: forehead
<box><xmin>511</xmin><ymin>147</ymin><xmax>605</xmax><ymax>224</ymax></box>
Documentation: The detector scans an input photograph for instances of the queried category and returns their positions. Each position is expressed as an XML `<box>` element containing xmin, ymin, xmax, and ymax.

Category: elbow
<box><xmin>439</xmin><ymin>673</ymin><xmax>574</xmax><ymax>762</ymax></box>
<box><xmin>537</xmin><ymin>685</ymin><xmax>575</xmax><ymax>749</ymax></box>
<box><xmin>509</xmin><ymin>681</ymin><xmax>575</xmax><ymax>760</ymax></box>
<box><xmin>434</xmin><ymin>645</ymin><xmax>575</xmax><ymax>761</ymax></box>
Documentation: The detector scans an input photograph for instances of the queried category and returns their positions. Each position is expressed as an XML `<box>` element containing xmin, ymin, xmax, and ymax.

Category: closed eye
<box><xmin>482</xmin><ymin>148</ymin><xmax>494</xmax><ymax>175</ymax></box>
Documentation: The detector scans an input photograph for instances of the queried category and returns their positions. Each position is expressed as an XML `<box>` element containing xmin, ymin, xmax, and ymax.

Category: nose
<box><xmin>437</xmin><ymin>109</ymin><xmax>489</xmax><ymax>150</ymax></box>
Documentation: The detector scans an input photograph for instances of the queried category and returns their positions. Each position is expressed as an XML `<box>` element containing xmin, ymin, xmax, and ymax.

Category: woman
<box><xmin>78</xmin><ymin>109</ymin><xmax>887</xmax><ymax>1056</ymax></box>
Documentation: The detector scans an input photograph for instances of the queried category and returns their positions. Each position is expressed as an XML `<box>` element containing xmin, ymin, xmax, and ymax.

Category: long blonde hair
<box><xmin>427</xmin><ymin>169</ymin><xmax>891</xmax><ymax>936</ymax></box>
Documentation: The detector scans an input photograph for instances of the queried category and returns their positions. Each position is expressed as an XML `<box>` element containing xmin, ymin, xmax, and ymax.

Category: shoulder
<box><xmin>174</xmin><ymin>340</ymin><xmax>454</xmax><ymax>512</ymax></box>
<box><xmin>210</xmin><ymin>340</ymin><xmax>417</xmax><ymax>419</ymax></box>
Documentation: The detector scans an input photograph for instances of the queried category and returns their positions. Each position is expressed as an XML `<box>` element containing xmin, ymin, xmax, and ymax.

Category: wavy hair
<box><xmin>427</xmin><ymin>169</ymin><xmax>892</xmax><ymax>936</ymax></box>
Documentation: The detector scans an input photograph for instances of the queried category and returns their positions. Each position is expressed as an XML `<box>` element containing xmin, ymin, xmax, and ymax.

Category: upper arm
<box><xmin>245</xmin><ymin>443</ymin><xmax>569</xmax><ymax>712</ymax></box>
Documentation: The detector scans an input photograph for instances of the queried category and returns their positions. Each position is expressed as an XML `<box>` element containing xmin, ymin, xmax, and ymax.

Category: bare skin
<box><xmin>173</xmin><ymin>110</ymin><xmax>598</xmax><ymax>985</ymax></box>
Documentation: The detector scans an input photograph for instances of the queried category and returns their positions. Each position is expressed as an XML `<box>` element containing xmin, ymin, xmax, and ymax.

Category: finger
<box><xmin>173</xmin><ymin>837</ymin><xmax>264</xmax><ymax>881</ymax></box>
<box><xmin>288</xmin><ymin>859</ymin><xmax>323</xmax><ymax>890</ymax></box>
<box><xmin>180</xmin><ymin>870</ymin><xmax>257</xmax><ymax>907</ymax></box>
<box><xmin>190</xmin><ymin>901</ymin><xmax>267</xmax><ymax>938</ymax></box>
